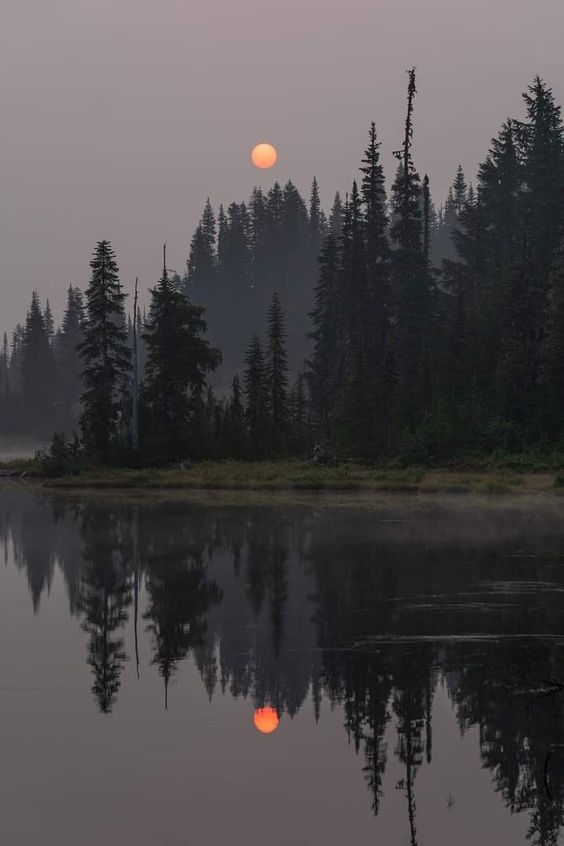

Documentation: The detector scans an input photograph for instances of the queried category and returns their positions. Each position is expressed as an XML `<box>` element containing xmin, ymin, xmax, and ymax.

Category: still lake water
<box><xmin>3</xmin><ymin>486</ymin><xmax>564</xmax><ymax>845</ymax></box>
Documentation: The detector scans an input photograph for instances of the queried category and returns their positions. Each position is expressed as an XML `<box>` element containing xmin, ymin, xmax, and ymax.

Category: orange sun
<box><xmin>251</xmin><ymin>143</ymin><xmax>278</xmax><ymax>169</ymax></box>
<box><xmin>253</xmin><ymin>707</ymin><xmax>280</xmax><ymax>734</ymax></box>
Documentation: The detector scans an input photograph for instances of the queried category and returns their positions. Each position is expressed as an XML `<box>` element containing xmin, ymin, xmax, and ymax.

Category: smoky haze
<box><xmin>1</xmin><ymin>0</ymin><xmax>563</xmax><ymax>334</ymax></box>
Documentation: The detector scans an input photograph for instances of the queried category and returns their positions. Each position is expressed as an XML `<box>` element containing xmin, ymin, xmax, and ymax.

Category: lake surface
<box><xmin>2</xmin><ymin>486</ymin><xmax>564</xmax><ymax>845</ymax></box>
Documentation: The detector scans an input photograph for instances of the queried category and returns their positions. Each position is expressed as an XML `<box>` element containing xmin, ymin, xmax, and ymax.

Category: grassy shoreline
<box><xmin>1</xmin><ymin>459</ymin><xmax>561</xmax><ymax>495</ymax></box>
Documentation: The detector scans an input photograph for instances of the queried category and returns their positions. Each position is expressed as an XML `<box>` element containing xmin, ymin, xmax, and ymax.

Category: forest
<box><xmin>2</xmin><ymin>70</ymin><xmax>564</xmax><ymax>469</ymax></box>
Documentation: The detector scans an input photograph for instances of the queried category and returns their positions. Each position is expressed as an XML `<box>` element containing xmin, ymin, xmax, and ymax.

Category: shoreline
<box><xmin>1</xmin><ymin>460</ymin><xmax>562</xmax><ymax>497</ymax></box>
<box><xmin>25</xmin><ymin>466</ymin><xmax>564</xmax><ymax>497</ymax></box>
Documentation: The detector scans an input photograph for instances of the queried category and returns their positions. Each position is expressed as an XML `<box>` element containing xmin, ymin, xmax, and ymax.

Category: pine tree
<box><xmin>390</xmin><ymin>69</ymin><xmax>432</xmax><ymax>412</ymax></box>
<box><xmin>520</xmin><ymin>77</ymin><xmax>564</xmax><ymax>276</ymax></box>
<box><xmin>217</xmin><ymin>204</ymin><xmax>228</xmax><ymax>262</ymax></box>
<box><xmin>422</xmin><ymin>175</ymin><xmax>432</xmax><ymax>265</ymax></box>
<box><xmin>289</xmin><ymin>374</ymin><xmax>310</xmax><ymax>454</ymax></box>
<box><xmin>0</xmin><ymin>332</ymin><xmax>12</xmax><ymax>433</ymax></box>
<box><xmin>519</xmin><ymin>77</ymin><xmax>564</xmax><ymax>392</ymax></box>
<box><xmin>361</xmin><ymin>123</ymin><xmax>389</xmax><ymax>266</ymax></box>
<box><xmin>329</xmin><ymin>192</ymin><xmax>344</xmax><ymax>239</ymax></box>
<box><xmin>540</xmin><ymin>241</ymin><xmax>564</xmax><ymax>436</ymax></box>
<box><xmin>452</xmin><ymin>165</ymin><xmax>468</xmax><ymax>216</ymax></box>
<box><xmin>334</xmin><ymin>346</ymin><xmax>378</xmax><ymax>461</ymax></box>
<box><xmin>217</xmin><ymin>203</ymin><xmax>251</xmax><ymax>289</ymax></box>
<box><xmin>143</xmin><ymin>247</ymin><xmax>221</xmax><ymax>462</ymax></box>
<box><xmin>44</xmin><ymin>299</ymin><xmax>55</xmax><ymax>346</ymax></box>
<box><xmin>21</xmin><ymin>292</ymin><xmax>57</xmax><ymax>434</ymax></box>
<box><xmin>495</xmin><ymin>262</ymin><xmax>537</xmax><ymax>423</ymax></box>
<box><xmin>266</xmin><ymin>293</ymin><xmax>289</xmax><ymax>446</ymax></box>
<box><xmin>340</xmin><ymin>181</ymin><xmax>368</xmax><ymax>371</ymax></box>
<box><xmin>223</xmin><ymin>374</ymin><xmax>248</xmax><ymax>458</ymax></box>
<box><xmin>0</xmin><ymin>333</ymin><xmax>9</xmax><ymax>396</ymax></box>
<box><xmin>360</xmin><ymin>122</ymin><xmax>390</xmax><ymax>374</ymax></box>
<box><xmin>308</xmin><ymin>234</ymin><xmax>341</xmax><ymax>437</ymax></box>
<box><xmin>479</xmin><ymin>120</ymin><xmax>522</xmax><ymax>270</ymax></box>
<box><xmin>55</xmin><ymin>285</ymin><xmax>84</xmax><ymax>429</ymax></box>
<box><xmin>78</xmin><ymin>241</ymin><xmax>132</xmax><ymax>460</ymax></box>
<box><xmin>9</xmin><ymin>324</ymin><xmax>25</xmax><ymax>394</ymax></box>
<box><xmin>186</xmin><ymin>198</ymin><xmax>217</xmax><ymax>289</ymax></box>
<box><xmin>249</xmin><ymin>187</ymin><xmax>270</xmax><ymax>285</ymax></box>
<box><xmin>244</xmin><ymin>334</ymin><xmax>269</xmax><ymax>458</ymax></box>
<box><xmin>309</xmin><ymin>177</ymin><xmax>324</xmax><ymax>253</ymax></box>
<box><xmin>281</xmin><ymin>180</ymin><xmax>310</xmax><ymax>288</ymax></box>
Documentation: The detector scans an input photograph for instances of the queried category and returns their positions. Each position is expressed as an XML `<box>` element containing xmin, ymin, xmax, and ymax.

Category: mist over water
<box><xmin>3</xmin><ymin>486</ymin><xmax>564</xmax><ymax>844</ymax></box>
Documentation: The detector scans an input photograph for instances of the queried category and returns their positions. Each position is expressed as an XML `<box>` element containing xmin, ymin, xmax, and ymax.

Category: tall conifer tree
<box><xmin>360</xmin><ymin>122</ymin><xmax>390</xmax><ymax>374</ymax></box>
<box><xmin>78</xmin><ymin>241</ymin><xmax>131</xmax><ymax>460</ymax></box>
<box><xmin>244</xmin><ymin>334</ymin><xmax>269</xmax><ymax>458</ymax></box>
<box><xmin>308</xmin><ymin>234</ymin><xmax>341</xmax><ymax>436</ymax></box>
<box><xmin>143</xmin><ymin>247</ymin><xmax>221</xmax><ymax>462</ymax></box>
<box><xmin>266</xmin><ymin>293</ymin><xmax>289</xmax><ymax>444</ymax></box>
<box><xmin>21</xmin><ymin>292</ymin><xmax>57</xmax><ymax>433</ymax></box>
<box><xmin>390</xmin><ymin>69</ymin><xmax>432</xmax><ymax>411</ymax></box>
<box><xmin>55</xmin><ymin>285</ymin><xmax>85</xmax><ymax>428</ymax></box>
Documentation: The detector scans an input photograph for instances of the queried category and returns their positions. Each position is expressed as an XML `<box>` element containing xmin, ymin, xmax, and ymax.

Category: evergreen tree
<box><xmin>452</xmin><ymin>165</ymin><xmax>468</xmax><ymax>216</ymax></box>
<box><xmin>422</xmin><ymin>174</ymin><xmax>432</xmax><ymax>265</ymax></box>
<box><xmin>21</xmin><ymin>292</ymin><xmax>57</xmax><ymax>434</ymax></box>
<box><xmin>519</xmin><ymin>77</ymin><xmax>564</xmax><ymax>391</ymax></box>
<box><xmin>540</xmin><ymin>241</ymin><xmax>564</xmax><ymax>436</ymax></box>
<box><xmin>390</xmin><ymin>69</ymin><xmax>433</xmax><ymax>413</ymax></box>
<box><xmin>44</xmin><ymin>299</ymin><xmax>55</xmax><ymax>346</ymax></box>
<box><xmin>309</xmin><ymin>177</ymin><xmax>324</xmax><ymax>254</ymax></box>
<box><xmin>143</xmin><ymin>248</ymin><xmax>221</xmax><ymax>462</ymax></box>
<box><xmin>218</xmin><ymin>202</ymin><xmax>251</xmax><ymax>285</ymax></box>
<box><xmin>249</xmin><ymin>187</ymin><xmax>270</xmax><ymax>285</ymax></box>
<box><xmin>308</xmin><ymin>234</ymin><xmax>341</xmax><ymax>436</ymax></box>
<box><xmin>361</xmin><ymin>123</ymin><xmax>389</xmax><ymax>266</ymax></box>
<box><xmin>0</xmin><ymin>333</ymin><xmax>11</xmax><ymax>432</ymax></box>
<box><xmin>281</xmin><ymin>180</ymin><xmax>310</xmax><ymax>290</ymax></box>
<box><xmin>289</xmin><ymin>374</ymin><xmax>310</xmax><ymax>454</ymax></box>
<box><xmin>244</xmin><ymin>334</ymin><xmax>269</xmax><ymax>458</ymax></box>
<box><xmin>78</xmin><ymin>241</ymin><xmax>132</xmax><ymax>460</ymax></box>
<box><xmin>495</xmin><ymin>261</ymin><xmax>538</xmax><ymax>423</ymax></box>
<box><xmin>520</xmin><ymin>77</ymin><xmax>564</xmax><ymax>279</ymax></box>
<box><xmin>256</xmin><ymin>181</ymin><xmax>285</xmax><ymax>295</ymax></box>
<box><xmin>329</xmin><ymin>191</ymin><xmax>344</xmax><ymax>239</ymax></box>
<box><xmin>479</xmin><ymin>120</ymin><xmax>523</xmax><ymax>270</ymax></box>
<box><xmin>223</xmin><ymin>373</ymin><xmax>248</xmax><ymax>458</ymax></box>
<box><xmin>0</xmin><ymin>333</ymin><xmax>9</xmax><ymax>396</ymax></box>
<box><xmin>55</xmin><ymin>285</ymin><xmax>84</xmax><ymax>429</ymax></box>
<box><xmin>9</xmin><ymin>324</ymin><xmax>25</xmax><ymax>394</ymax></box>
<box><xmin>340</xmin><ymin>182</ymin><xmax>368</xmax><ymax>372</ymax></box>
<box><xmin>266</xmin><ymin>292</ymin><xmax>290</xmax><ymax>445</ymax></box>
<box><xmin>217</xmin><ymin>204</ymin><xmax>228</xmax><ymax>262</ymax></box>
<box><xmin>360</xmin><ymin>122</ymin><xmax>390</xmax><ymax>374</ymax></box>
<box><xmin>334</xmin><ymin>346</ymin><xmax>378</xmax><ymax>461</ymax></box>
<box><xmin>186</xmin><ymin>198</ymin><xmax>217</xmax><ymax>289</ymax></box>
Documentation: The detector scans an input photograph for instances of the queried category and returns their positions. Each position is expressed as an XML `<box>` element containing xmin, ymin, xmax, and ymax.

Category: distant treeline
<box><xmin>2</xmin><ymin>69</ymin><xmax>564</xmax><ymax>466</ymax></box>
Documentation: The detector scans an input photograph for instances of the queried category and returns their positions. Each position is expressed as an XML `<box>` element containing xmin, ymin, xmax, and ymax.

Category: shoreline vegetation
<box><xmin>2</xmin><ymin>458</ymin><xmax>564</xmax><ymax>496</ymax></box>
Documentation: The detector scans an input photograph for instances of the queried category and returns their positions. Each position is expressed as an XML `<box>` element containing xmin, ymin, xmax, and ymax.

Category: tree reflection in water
<box><xmin>4</xmin><ymin>487</ymin><xmax>564</xmax><ymax>843</ymax></box>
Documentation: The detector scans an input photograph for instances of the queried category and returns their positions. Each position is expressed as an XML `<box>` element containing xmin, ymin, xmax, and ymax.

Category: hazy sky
<box><xmin>2</xmin><ymin>0</ymin><xmax>564</xmax><ymax>335</ymax></box>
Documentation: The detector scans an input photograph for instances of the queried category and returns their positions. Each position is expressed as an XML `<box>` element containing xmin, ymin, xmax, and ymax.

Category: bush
<box><xmin>36</xmin><ymin>433</ymin><xmax>84</xmax><ymax>477</ymax></box>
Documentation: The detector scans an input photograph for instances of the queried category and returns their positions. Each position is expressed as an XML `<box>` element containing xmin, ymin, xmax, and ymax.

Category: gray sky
<box><xmin>2</xmin><ymin>0</ymin><xmax>564</xmax><ymax>336</ymax></box>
